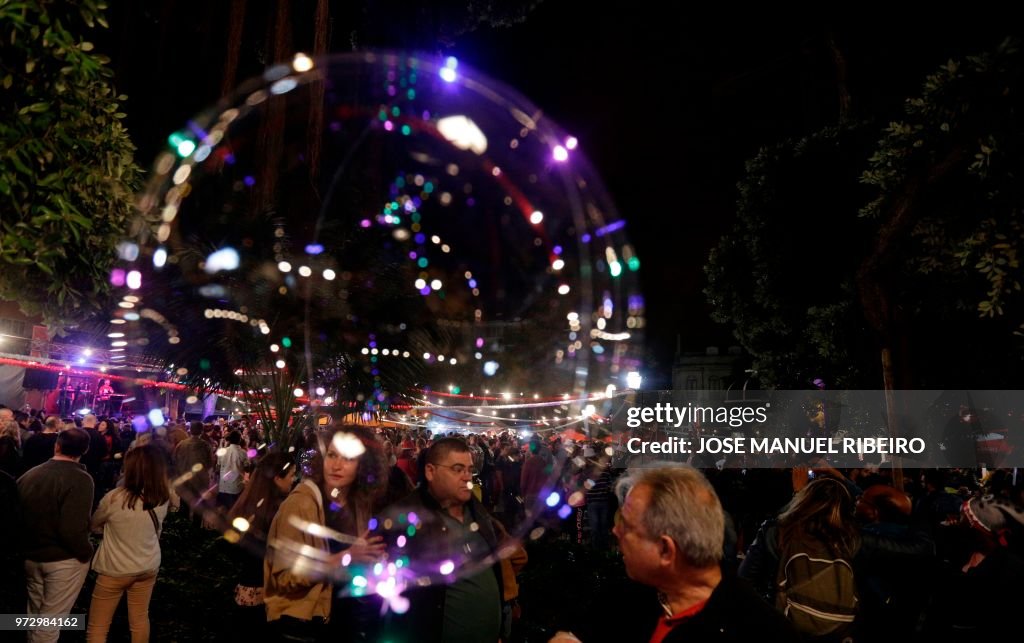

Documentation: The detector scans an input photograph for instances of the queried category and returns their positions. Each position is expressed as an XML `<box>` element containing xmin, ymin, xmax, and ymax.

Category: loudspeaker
<box><xmin>22</xmin><ymin>368</ymin><xmax>60</xmax><ymax>390</ymax></box>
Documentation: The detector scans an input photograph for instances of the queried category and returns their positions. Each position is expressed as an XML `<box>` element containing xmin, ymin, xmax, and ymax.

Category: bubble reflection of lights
<box><xmin>292</xmin><ymin>52</ymin><xmax>314</xmax><ymax>73</ymax></box>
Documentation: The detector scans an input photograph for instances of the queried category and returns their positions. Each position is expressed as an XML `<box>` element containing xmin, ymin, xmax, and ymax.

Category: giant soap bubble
<box><xmin>112</xmin><ymin>53</ymin><xmax>643</xmax><ymax>606</ymax></box>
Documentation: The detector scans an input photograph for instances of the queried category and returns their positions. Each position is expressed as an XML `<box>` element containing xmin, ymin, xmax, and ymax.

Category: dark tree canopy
<box><xmin>0</xmin><ymin>0</ymin><xmax>141</xmax><ymax>331</ymax></box>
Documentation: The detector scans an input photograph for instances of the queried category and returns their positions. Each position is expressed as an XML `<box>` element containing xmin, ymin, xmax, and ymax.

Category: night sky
<box><xmin>96</xmin><ymin>3</ymin><xmax>1018</xmax><ymax>387</ymax></box>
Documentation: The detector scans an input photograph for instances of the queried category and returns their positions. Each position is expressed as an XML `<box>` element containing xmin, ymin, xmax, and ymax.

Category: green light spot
<box><xmin>411</xmin><ymin>213</ymin><xmax>421</xmax><ymax>223</ymax></box>
<box><xmin>452</xmin><ymin>386</ymin><xmax>461</xmax><ymax>394</ymax></box>
<box><xmin>396</xmin><ymin>177</ymin><xmax>406</xmax><ymax>188</ymax></box>
<box><xmin>409</xmin><ymin>73</ymin><xmax>417</xmax><ymax>83</ymax></box>
<box><xmin>628</xmin><ymin>256</ymin><xmax>641</xmax><ymax>271</ymax></box>
<box><xmin>370</xmin><ymin>356</ymin><xmax>378</xmax><ymax>363</ymax></box>
<box><xmin>378</xmin><ymin>109</ymin><xmax>387</xmax><ymax>121</ymax></box>
<box><xmin>417</xmin><ymin>257</ymin><xmax>428</xmax><ymax>268</ymax></box>
<box><xmin>406</xmin><ymin>525</ymin><xmax>416</xmax><ymax>537</ymax></box>
<box><xmin>401</xmin><ymin>124</ymin><xmax>411</xmax><ymax>136</ymax></box>
<box><xmin>407</xmin><ymin>88</ymin><xmax>416</xmax><ymax>100</ymax></box>
<box><xmin>423</xmin><ymin>182</ymin><xmax>434</xmax><ymax>193</ymax></box>
<box><xmin>199</xmin><ymin>359</ymin><xmax>210</xmax><ymax>370</ymax></box>
<box><xmin>281</xmin><ymin>337</ymin><xmax>292</xmax><ymax>348</ymax></box>
<box><xmin>392</xmin><ymin>216</ymin><xmax>401</xmax><ymax>225</ymax></box>
<box><xmin>398</xmin><ymin>513</ymin><xmax>407</xmax><ymax>524</ymax></box>
<box><xmin>391</xmin><ymin>106</ymin><xmax>400</xmax><ymax>117</ymax></box>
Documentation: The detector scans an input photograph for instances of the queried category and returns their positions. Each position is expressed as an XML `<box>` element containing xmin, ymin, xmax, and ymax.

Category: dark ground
<box><xmin>1</xmin><ymin>508</ymin><xmax>625</xmax><ymax>642</ymax></box>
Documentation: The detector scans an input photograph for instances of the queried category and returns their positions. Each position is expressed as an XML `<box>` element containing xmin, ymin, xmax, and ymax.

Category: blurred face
<box><xmin>323</xmin><ymin>441</ymin><xmax>360</xmax><ymax>493</ymax></box>
<box><xmin>612</xmin><ymin>485</ymin><xmax>663</xmax><ymax>585</ymax></box>
<box><xmin>274</xmin><ymin>472</ymin><xmax>294</xmax><ymax>495</ymax></box>
<box><xmin>425</xmin><ymin>450</ymin><xmax>474</xmax><ymax>506</ymax></box>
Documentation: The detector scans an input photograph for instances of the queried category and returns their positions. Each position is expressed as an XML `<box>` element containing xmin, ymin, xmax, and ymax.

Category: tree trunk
<box><xmin>826</xmin><ymin>31</ymin><xmax>852</xmax><ymax>124</ymax></box>
<box><xmin>221</xmin><ymin>0</ymin><xmax>248</xmax><ymax>98</ymax></box>
<box><xmin>857</xmin><ymin>146</ymin><xmax>964</xmax><ymax>491</ymax></box>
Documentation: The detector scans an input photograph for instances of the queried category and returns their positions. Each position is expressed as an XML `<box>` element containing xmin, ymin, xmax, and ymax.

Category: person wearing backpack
<box><xmin>740</xmin><ymin>477</ymin><xmax>861</xmax><ymax>642</ymax></box>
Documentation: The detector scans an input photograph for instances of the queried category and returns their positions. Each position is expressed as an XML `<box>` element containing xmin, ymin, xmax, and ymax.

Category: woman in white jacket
<box><xmin>87</xmin><ymin>444</ymin><xmax>172</xmax><ymax>643</ymax></box>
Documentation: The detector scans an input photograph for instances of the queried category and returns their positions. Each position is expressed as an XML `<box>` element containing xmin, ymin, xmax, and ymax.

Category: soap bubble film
<box><xmin>113</xmin><ymin>52</ymin><xmax>643</xmax><ymax>602</ymax></box>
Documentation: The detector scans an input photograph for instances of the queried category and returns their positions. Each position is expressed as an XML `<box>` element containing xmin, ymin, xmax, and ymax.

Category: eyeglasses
<box><xmin>432</xmin><ymin>463</ymin><xmax>478</xmax><ymax>476</ymax></box>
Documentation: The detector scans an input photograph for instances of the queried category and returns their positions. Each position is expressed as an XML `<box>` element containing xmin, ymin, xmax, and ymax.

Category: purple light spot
<box><xmin>371</xmin><ymin>369</ymin><xmax>380</xmax><ymax>376</ymax></box>
<box><xmin>224</xmin><ymin>153</ymin><xmax>236</xmax><ymax>165</ymax></box>
<box><xmin>407</xmin><ymin>512</ymin><xmax>418</xmax><ymax>525</ymax></box>
<box><xmin>243</xmin><ymin>176</ymin><xmax>255</xmax><ymax>187</ymax></box>
<box><xmin>110</xmin><ymin>269</ymin><xmax>126</xmax><ymax>287</ymax></box>
<box><xmin>466</xmin><ymin>198</ymin><xmax>476</xmax><ymax>207</ymax></box>
<box><xmin>387</xmin><ymin>85</ymin><xmax>397</xmax><ymax>97</ymax></box>
<box><xmin>581</xmin><ymin>234</ymin><xmax>592</xmax><ymax>243</ymax></box>
<box><xmin>468</xmin><ymin>279</ymin><xmax>477</xmax><ymax>288</ymax></box>
<box><xmin>247</xmin><ymin>449</ymin><xmax>258</xmax><ymax>459</ymax></box>
<box><xmin>369</xmin><ymin>341</ymin><xmax>377</xmax><ymax>349</ymax></box>
<box><xmin>595</xmin><ymin>220</ymin><xmax>627</xmax><ymax>237</ymax></box>
<box><xmin>553</xmin><ymin>245</ymin><xmax>563</xmax><ymax>255</ymax></box>
<box><xmin>330</xmin><ymin>121</ymin><xmax>341</xmax><ymax>132</ymax></box>
<box><xmin>475</xmin><ymin>337</ymin><xmax>484</xmax><ymax>348</ymax></box>
<box><xmin>439</xmin><ymin>560</ymin><xmax>455</xmax><ymax>575</ymax></box>
<box><xmin>546</xmin><ymin>491</ymin><xmax>561</xmax><ymax>507</ymax></box>
<box><xmin>412</xmin><ymin>197</ymin><xmax>423</xmax><ymax>208</ymax></box>
<box><xmin>360</xmin><ymin>219</ymin><xmax>372</xmax><ymax>228</ymax></box>
<box><xmin>387</xmin><ymin>71</ymin><xmax>396</xmax><ymax>82</ymax></box>
<box><xmin>408</xmin><ymin>251</ymin><xmax>417</xmax><ymax>260</ymax></box>
<box><xmin>422</xmin><ymin>110</ymin><xmax>431</xmax><ymax>121</ymax></box>
<box><xmin>558</xmin><ymin>504</ymin><xmax>573</xmax><ymax>519</ymax></box>
<box><xmin>384</xmin><ymin>120</ymin><xmax>394</xmax><ymax>131</ymax></box>
<box><xmin>414</xmin><ymin>233</ymin><xmax>426</xmax><ymax>244</ymax></box>
<box><xmin>132</xmin><ymin>416</ymin><xmax>149</xmax><ymax>433</ymax></box>
<box><xmin>419</xmin><ymin>287</ymin><xmax>431</xmax><ymax>296</ymax></box>
<box><xmin>368</xmin><ymin>518</ymin><xmax>379</xmax><ymax>531</ymax></box>
<box><xmin>305</xmin><ymin>244</ymin><xmax>324</xmax><ymax>255</ymax></box>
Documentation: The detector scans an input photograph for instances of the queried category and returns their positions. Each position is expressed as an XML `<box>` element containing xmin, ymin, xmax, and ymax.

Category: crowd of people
<box><xmin>2</xmin><ymin>402</ymin><xmax>1024</xmax><ymax>642</ymax></box>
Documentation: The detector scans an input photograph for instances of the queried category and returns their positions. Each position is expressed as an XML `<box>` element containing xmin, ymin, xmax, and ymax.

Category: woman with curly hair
<box><xmin>263</xmin><ymin>424</ymin><xmax>387</xmax><ymax>642</ymax></box>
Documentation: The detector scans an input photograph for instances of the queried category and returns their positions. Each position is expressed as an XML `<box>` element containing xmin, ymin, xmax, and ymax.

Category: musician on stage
<box><xmin>95</xmin><ymin>379</ymin><xmax>115</xmax><ymax>415</ymax></box>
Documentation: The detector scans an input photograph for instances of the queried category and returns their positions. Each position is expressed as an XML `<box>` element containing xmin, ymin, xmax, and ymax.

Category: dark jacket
<box><xmin>17</xmin><ymin>459</ymin><xmax>94</xmax><ymax>562</ymax></box>
<box><xmin>572</xmin><ymin>574</ymin><xmax>797</xmax><ymax>643</ymax></box>
<box><xmin>21</xmin><ymin>432</ymin><xmax>58</xmax><ymax>472</ymax></box>
<box><xmin>381</xmin><ymin>485</ymin><xmax>504</xmax><ymax>643</ymax></box>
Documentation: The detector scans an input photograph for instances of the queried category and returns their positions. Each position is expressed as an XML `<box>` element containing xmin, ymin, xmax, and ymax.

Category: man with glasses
<box><xmin>551</xmin><ymin>466</ymin><xmax>795</xmax><ymax>643</ymax></box>
<box><xmin>383</xmin><ymin>437</ymin><xmax>504</xmax><ymax>642</ymax></box>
